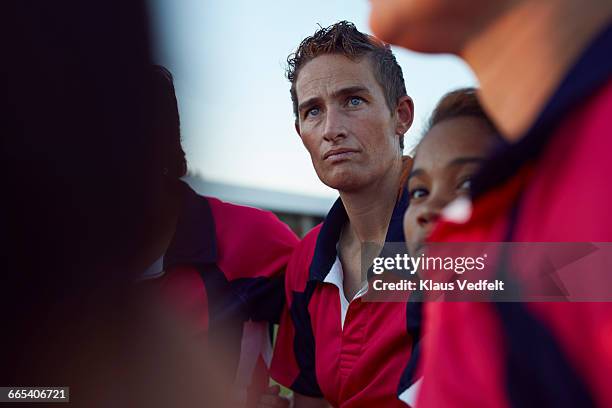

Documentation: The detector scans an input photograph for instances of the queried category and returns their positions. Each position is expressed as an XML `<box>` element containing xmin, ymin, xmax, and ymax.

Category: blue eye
<box><xmin>348</xmin><ymin>97</ymin><xmax>363</xmax><ymax>106</ymax></box>
<box><xmin>409</xmin><ymin>188</ymin><xmax>428</xmax><ymax>200</ymax></box>
<box><xmin>306</xmin><ymin>107</ymin><xmax>320</xmax><ymax>118</ymax></box>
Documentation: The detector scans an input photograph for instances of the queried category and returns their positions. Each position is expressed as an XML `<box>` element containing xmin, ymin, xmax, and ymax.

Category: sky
<box><xmin>150</xmin><ymin>0</ymin><xmax>477</xmax><ymax>198</ymax></box>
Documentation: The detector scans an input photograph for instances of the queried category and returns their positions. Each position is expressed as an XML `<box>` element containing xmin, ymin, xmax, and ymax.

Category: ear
<box><xmin>395</xmin><ymin>95</ymin><xmax>414</xmax><ymax>136</ymax></box>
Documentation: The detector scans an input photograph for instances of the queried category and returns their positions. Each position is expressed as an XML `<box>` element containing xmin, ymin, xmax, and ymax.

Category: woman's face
<box><xmin>403</xmin><ymin>116</ymin><xmax>497</xmax><ymax>254</ymax></box>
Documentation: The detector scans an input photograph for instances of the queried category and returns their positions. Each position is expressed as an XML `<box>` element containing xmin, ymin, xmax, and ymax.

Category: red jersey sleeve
<box><xmin>208</xmin><ymin>197</ymin><xmax>299</xmax><ymax>323</ymax></box>
<box><xmin>270</xmin><ymin>227</ymin><xmax>324</xmax><ymax>397</ymax></box>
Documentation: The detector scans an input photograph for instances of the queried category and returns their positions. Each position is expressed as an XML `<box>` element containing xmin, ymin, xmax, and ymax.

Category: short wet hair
<box><xmin>287</xmin><ymin>21</ymin><xmax>408</xmax><ymax>148</ymax></box>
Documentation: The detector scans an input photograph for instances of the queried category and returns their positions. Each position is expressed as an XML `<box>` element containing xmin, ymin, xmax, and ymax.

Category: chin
<box><xmin>318</xmin><ymin>170</ymin><xmax>366</xmax><ymax>193</ymax></box>
<box><xmin>379</xmin><ymin>25</ymin><xmax>462</xmax><ymax>54</ymax></box>
<box><xmin>369</xmin><ymin>2</ymin><xmax>467</xmax><ymax>54</ymax></box>
<box><xmin>369</xmin><ymin>7</ymin><xmax>405</xmax><ymax>45</ymax></box>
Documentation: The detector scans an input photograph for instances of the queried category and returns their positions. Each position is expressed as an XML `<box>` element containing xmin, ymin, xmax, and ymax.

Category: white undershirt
<box><xmin>324</xmin><ymin>257</ymin><xmax>423</xmax><ymax>407</ymax></box>
<box><xmin>323</xmin><ymin>256</ymin><xmax>369</xmax><ymax>329</ymax></box>
<box><xmin>398</xmin><ymin>377</ymin><xmax>423</xmax><ymax>407</ymax></box>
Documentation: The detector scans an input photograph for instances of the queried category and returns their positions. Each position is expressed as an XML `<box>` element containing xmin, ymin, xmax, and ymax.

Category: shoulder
<box><xmin>203</xmin><ymin>195</ymin><xmax>299</xmax><ymax>278</ymax></box>
<box><xmin>205</xmin><ymin>195</ymin><xmax>298</xmax><ymax>243</ymax></box>
<box><xmin>523</xmin><ymin>79</ymin><xmax>612</xmax><ymax>240</ymax></box>
<box><xmin>205</xmin><ymin>196</ymin><xmax>290</xmax><ymax>232</ymax></box>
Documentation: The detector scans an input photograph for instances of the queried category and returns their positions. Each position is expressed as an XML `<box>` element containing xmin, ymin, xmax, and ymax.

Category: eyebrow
<box><xmin>297</xmin><ymin>85</ymin><xmax>370</xmax><ymax>114</ymax></box>
<box><xmin>407</xmin><ymin>168</ymin><xmax>425</xmax><ymax>181</ymax></box>
<box><xmin>447</xmin><ymin>157</ymin><xmax>486</xmax><ymax>167</ymax></box>
<box><xmin>333</xmin><ymin>85</ymin><xmax>369</xmax><ymax>99</ymax></box>
<box><xmin>407</xmin><ymin>157</ymin><xmax>485</xmax><ymax>181</ymax></box>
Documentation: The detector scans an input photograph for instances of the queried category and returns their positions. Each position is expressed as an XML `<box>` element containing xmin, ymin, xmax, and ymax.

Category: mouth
<box><xmin>323</xmin><ymin>148</ymin><xmax>359</xmax><ymax>162</ymax></box>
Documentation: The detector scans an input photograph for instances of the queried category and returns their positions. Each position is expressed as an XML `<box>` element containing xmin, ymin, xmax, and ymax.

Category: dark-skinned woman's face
<box><xmin>403</xmin><ymin>116</ymin><xmax>497</xmax><ymax>254</ymax></box>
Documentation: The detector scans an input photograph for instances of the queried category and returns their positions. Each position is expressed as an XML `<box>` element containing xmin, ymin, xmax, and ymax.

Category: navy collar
<box><xmin>472</xmin><ymin>23</ymin><xmax>612</xmax><ymax>198</ymax></box>
<box><xmin>308</xmin><ymin>188</ymin><xmax>409</xmax><ymax>282</ymax></box>
<box><xmin>164</xmin><ymin>182</ymin><xmax>218</xmax><ymax>269</ymax></box>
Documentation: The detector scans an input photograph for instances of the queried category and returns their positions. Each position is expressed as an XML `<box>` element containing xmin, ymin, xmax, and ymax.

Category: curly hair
<box><xmin>287</xmin><ymin>21</ymin><xmax>408</xmax><ymax>148</ymax></box>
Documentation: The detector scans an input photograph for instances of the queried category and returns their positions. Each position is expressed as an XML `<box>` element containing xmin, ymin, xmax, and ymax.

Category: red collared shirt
<box><xmin>271</xmin><ymin>191</ymin><xmax>418</xmax><ymax>407</ymax></box>
<box><xmin>144</xmin><ymin>184</ymin><xmax>298</xmax><ymax>407</ymax></box>
<box><xmin>416</xmin><ymin>25</ymin><xmax>612</xmax><ymax>408</ymax></box>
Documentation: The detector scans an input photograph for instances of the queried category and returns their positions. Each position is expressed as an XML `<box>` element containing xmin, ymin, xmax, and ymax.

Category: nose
<box><xmin>416</xmin><ymin>207</ymin><xmax>441</xmax><ymax>229</ymax></box>
<box><xmin>322</xmin><ymin>107</ymin><xmax>347</xmax><ymax>143</ymax></box>
<box><xmin>415</xmin><ymin>194</ymin><xmax>449</xmax><ymax>232</ymax></box>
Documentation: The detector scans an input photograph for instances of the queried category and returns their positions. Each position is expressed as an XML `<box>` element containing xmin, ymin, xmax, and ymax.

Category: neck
<box><xmin>462</xmin><ymin>0</ymin><xmax>612</xmax><ymax>140</ymax></box>
<box><xmin>339</xmin><ymin>159</ymin><xmax>403</xmax><ymax>245</ymax></box>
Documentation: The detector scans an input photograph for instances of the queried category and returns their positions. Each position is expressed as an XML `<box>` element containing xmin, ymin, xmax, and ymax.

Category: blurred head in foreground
<box><xmin>369</xmin><ymin>0</ymin><xmax>612</xmax><ymax>139</ymax></box>
<box><xmin>368</xmin><ymin>0</ymin><xmax>513</xmax><ymax>54</ymax></box>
